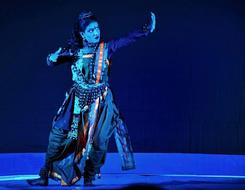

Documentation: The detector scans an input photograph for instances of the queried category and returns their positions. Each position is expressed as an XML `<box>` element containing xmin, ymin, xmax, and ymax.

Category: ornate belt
<box><xmin>73</xmin><ymin>82</ymin><xmax>107</xmax><ymax>109</ymax></box>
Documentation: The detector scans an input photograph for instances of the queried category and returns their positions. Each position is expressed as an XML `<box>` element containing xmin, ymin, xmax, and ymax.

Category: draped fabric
<box><xmin>47</xmin><ymin>87</ymin><xmax>135</xmax><ymax>185</ymax></box>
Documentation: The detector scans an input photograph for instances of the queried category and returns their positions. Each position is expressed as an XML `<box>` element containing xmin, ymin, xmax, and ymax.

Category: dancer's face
<box><xmin>80</xmin><ymin>21</ymin><xmax>101</xmax><ymax>44</ymax></box>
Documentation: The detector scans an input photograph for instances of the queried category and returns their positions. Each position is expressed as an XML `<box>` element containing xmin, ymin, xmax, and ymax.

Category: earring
<box><xmin>80</xmin><ymin>32</ymin><xmax>84</xmax><ymax>39</ymax></box>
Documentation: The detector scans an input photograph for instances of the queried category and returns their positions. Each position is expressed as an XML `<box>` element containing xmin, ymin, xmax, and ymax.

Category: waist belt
<box><xmin>73</xmin><ymin>82</ymin><xmax>107</xmax><ymax>109</ymax></box>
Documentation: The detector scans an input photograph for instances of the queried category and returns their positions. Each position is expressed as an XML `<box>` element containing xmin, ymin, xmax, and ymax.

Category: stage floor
<box><xmin>0</xmin><ymin>153</ymin><xmax>245</xmax><ymax>190</ymax></box>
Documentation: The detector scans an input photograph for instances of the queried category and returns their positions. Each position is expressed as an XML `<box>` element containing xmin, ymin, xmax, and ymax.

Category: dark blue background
<box><xmin>0</xmin><ymin>0</ymin><xmax>244</xmax><ymax>154</ymax></box>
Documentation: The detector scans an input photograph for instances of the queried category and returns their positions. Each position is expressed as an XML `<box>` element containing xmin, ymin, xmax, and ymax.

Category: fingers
<box><xmin>150</xmin><ymin>12</ymin><xmax>156</xmax><ymax>19</ymax></box>
<box><xmin>151</xmin><ymin>12</ymin><xmax>156</xmax><ymax>23</ymax></box>
<box><xmin>56</xmin><ymin>47</ymin><xmax>62</xmax><ymax>54</ymax></box>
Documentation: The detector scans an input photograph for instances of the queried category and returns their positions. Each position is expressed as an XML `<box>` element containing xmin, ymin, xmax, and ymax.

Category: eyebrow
<box><xmin>90</xmin><ymin>25</ymin><xmax>98</xmax><ymax>29</ymax></box>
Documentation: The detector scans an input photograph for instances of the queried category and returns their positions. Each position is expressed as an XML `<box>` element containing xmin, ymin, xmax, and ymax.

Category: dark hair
<box><xmin>67</xmin><ymin>11</ymin><xmax>98</xmax><ymax>51</ymax></box>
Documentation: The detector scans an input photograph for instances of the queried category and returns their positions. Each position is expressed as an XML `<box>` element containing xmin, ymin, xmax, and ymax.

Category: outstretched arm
<box><xmin>107</xmin><ymin>12</ymin><xmax>156</xmax><ymax>58</ymax></box>
<box><xmin>46</xmin><ymin>47</ymin><xmax>74</xmax><ymax>67</ymax></box>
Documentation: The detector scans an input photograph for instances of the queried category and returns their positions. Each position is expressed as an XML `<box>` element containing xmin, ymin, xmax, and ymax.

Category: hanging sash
<box><xmin>94</xmin><ymin>42</ymin><xmax>108</xmax><ymax>83</ymax></box>
<box><xmin>86</xmin><ymin>42</ymin><xmax>108</xmax><ymax>144</ymax></box>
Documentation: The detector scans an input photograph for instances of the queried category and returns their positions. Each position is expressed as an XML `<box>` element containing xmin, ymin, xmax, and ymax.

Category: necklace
<box><xmin>75</xmin><ymin>43</ymin><xmax>99</xmax><ymax>84</ymax></box>
<box><xmin>77</xmin><ymin>43</ymin><xmax>98</xmax><ymax>56</ymax></box>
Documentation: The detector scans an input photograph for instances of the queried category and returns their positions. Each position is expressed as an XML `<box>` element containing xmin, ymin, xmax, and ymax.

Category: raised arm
<box><xmin>107</xmin><ymin>12</ymin><xmax>156</xmax><ymax>58</ymax></box>
<box><xmin>46</xmin><ymin>47</ymin><xmax>74</xmax><ymax>67</ymax></box>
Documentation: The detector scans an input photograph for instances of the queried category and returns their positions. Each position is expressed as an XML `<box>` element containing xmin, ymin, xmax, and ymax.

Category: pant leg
<box><xmin>39</xmin><ymin>127</ymin><xmax>68</xmax><ymax>178</ymax></box>
<box><xmin>83</xmin><ymin>98</ymin><xmax>115</xmax><ymax>179</ymax></box>
<box><xmin>83</xmin><ymin>116</ymin><xmax>136</xmax><ymax>179</ymax></box>
<box><xmin>83</xmin><ymin>89</ymin><xmax>136</xmax><ymax>178</ymax></box>
<box><xmin>114</xmin><ymin>119</ymin><xmax>136</xmax><ymax>170</ymax></box>
<box><xmin>38</xmin><ymin>91</ymin><xmax>78</xmax><ymax>179</ymax></box>
<box><xmin>45</xmin><ymin>95</ymin><xmax>81</xmax><ymax>170</ymax></box>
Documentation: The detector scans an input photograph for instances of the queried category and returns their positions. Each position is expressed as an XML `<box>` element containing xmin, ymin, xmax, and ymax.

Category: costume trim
<box><xmin>96</xmin><ymin>42</ymin><xmax>104</xmax><ymax>83</ymax></box>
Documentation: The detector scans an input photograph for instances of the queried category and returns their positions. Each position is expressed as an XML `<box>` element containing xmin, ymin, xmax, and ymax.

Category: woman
<box><xmin>27</xmin><ymin>10</ymin><xmax>156</xmax><ymax>186</ymax></box>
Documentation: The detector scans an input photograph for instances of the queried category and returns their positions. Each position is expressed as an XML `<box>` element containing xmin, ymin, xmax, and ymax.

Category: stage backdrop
<box><xmin>0</xmin><ymin>0</ymin><xmax>245</xmax><ymax>154</ymax></box>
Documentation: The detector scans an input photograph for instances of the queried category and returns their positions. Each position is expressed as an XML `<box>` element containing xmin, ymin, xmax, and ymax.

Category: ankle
<box><xmin>84</xmin><ymin>177</ymin><xmax>93</xmax><ymax>186</ymax></box>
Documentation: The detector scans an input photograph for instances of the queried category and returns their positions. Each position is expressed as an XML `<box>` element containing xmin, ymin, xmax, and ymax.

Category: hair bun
<box><xmin>78</xmin><ymin>11</ymin><xmax>94</xmax><ymax>21</ymax></box>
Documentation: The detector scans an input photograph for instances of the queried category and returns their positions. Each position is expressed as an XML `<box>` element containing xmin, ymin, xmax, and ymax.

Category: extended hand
<box><xmin>49</xmin><ymin>47</ymin><xmax>62</xmax><ymax>62</ymax></box>
<box><xmin>149</xmin><ymin>12</ymin><xmax>156</xmax><ymax>33</ymax></box>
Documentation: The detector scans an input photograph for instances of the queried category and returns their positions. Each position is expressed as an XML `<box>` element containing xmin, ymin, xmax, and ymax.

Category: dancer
<box><xmin>27</xmin><ymin>10</ymin><xmax>156</xmax><ymax>186</ymax></box>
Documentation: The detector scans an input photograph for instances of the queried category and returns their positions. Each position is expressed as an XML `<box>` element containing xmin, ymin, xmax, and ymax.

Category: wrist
<box><xmin>142</xmin><ymin>24</ymin><xmax>151</xmax><ymax>34</ymax></box>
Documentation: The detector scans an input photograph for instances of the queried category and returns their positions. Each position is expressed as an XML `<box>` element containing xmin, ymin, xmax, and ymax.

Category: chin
<box><xmin>93</xmin><ymin>37</ymin><xmax>100</xmax><ymax>43</ymax></box>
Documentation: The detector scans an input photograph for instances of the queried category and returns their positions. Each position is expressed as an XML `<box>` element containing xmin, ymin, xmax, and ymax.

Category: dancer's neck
<box><xmin>83</xmin><ymin>40</ymin><xmax>98</xmax><ymax>48</ymax></box>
